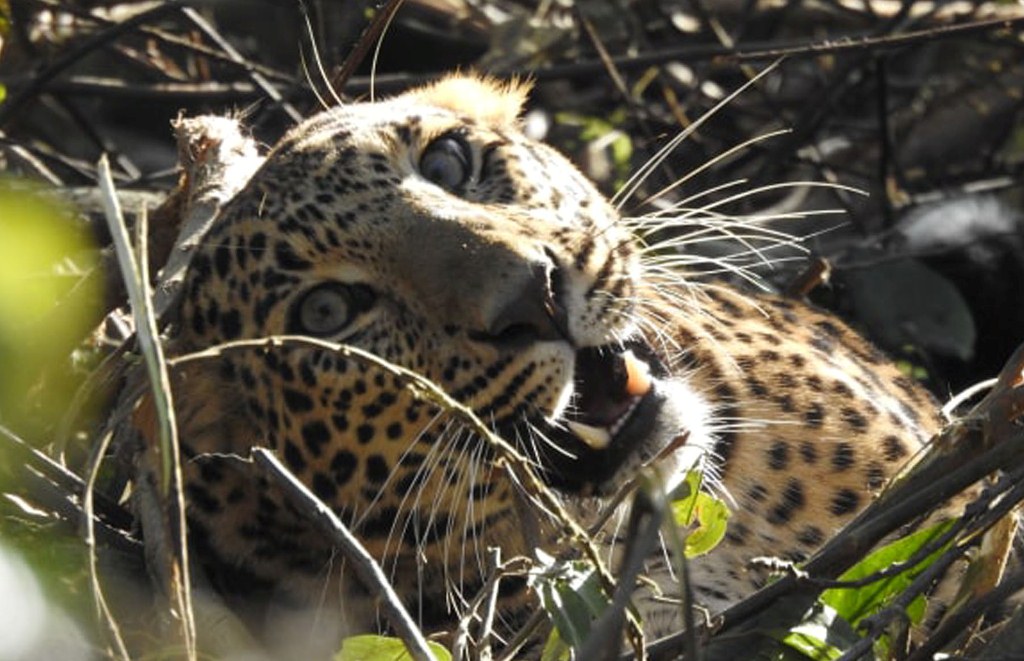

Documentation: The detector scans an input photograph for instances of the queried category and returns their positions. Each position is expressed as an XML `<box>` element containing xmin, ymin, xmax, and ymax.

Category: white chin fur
<box><xmin>567</xmin><ymin>375</ymin><xmax>718</xmax><ymax>496</ymax></box>
<box><xmin>634</xmin><ymin>376</ymin><xmax>717</xmax><ymax>495</ymax></box>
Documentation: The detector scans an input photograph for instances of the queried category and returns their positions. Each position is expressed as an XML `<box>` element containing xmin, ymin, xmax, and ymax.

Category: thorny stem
<box><xmin>906</xmin><ymin>567</ymin><xmax>1024</xmax><ymax>661</ymax></box>
<box><xmin>452</xmin><ymin>556</ymin><xmax>532</xmax><ymax>661</ymax></box>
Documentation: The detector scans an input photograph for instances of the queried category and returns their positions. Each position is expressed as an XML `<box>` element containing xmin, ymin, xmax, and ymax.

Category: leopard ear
<box><xmin>404</xmin><ymin>73</ymin><xmax>532</xmax><ymax>128</ymax></box>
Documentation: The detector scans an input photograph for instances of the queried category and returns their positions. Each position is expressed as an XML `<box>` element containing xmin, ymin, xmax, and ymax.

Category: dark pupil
<box><xmin>422</xmin><ymin>137</ymin><xmax>468</xmax><ymax>189</ymax></box>
<box><xmin>312</xmin><ymin>301</ymin><xmax>332</xmax><ymax>324</ymax></box>
<box><xmin>300</xmin><ymin>287</ymin><xmax>348</xmax><ymax>334</ymax></box>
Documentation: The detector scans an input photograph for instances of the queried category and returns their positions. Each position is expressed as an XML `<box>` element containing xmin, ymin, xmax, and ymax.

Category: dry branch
<box><xmin>98</xmin><ymin>155</ymin><xmax>196</xmax><ymax>660</ymax></box>
<box><xmin>151</xmin><ymin>114</ymin><xmax>263</xmax><ymax>317</ymax></box>
<box><xmin>252</xmin><ymin>447</ymin><xmax>436</xmax><ymax>661</ymax></box>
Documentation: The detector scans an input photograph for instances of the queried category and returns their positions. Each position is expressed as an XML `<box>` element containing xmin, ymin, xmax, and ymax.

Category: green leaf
<box><xmin>335</xmin><ymin>635</ymin><xmax>450</xmax><ymax>661</ymax></box>
<box><xmin>821</xmin><ymin>520</ymin><xmax>955</xmax><ymax>627</ymax></box>
<box><xmin>782</xmin><ymin>631</ymin><xmax>843</xmax><ymax>661</ymax></box>
<box><xmin>778</xmin><ymin>603</ymin><xmax>851</xmax><ymax>660</ymax></box>
<box><xmin>533</xmin><ymin>559</ymin><xmax>611</xmax><ymax>654</ymax></box>
<box><xmin>669</xmin><ymin>470</ymin><xmax>702</xmax><ymax>525</ymax></box>
<box><xmin>669</xmin><ymin>471</ymin><xmax>731</xmax><ymax>557</ymax></box>
<box><xmin>540</xmin><ymin>628</ymin><xmax>573</xmax><ymax>661</ymax></box>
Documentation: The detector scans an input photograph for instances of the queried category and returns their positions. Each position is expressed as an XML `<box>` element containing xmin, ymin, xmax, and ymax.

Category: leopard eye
<box><xmin>419</xmin><ymin>134</ymin><xmax>471</xmax><ymax>191</ymax></box>
<box><xmin>290</xmin><ymin>283</ymin><xmax>374</xmax><ymax>337</ymax></box>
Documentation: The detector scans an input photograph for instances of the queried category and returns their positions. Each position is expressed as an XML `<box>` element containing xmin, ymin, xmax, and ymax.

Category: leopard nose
<box><xmin>477</xmin><ymin>257</ymin><xmax>569</xmax><ymax>347</ymax></box>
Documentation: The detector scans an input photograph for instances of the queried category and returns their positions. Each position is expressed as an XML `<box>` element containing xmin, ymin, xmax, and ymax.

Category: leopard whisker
<box><xmin>644</xmin><ymin>255</ymin><xmax>777</xmax><ymax>291</ymax></box>
<box><xmin>453</xmin><ymin>431</ymin><xmax>483</xmax><ymax>591</ymax></box>
<box><xmin>356</xmin><ymin>408</ymin><xmax>446</xmax><ymax>535</ymax></box>
<box><xmin>634</xmin><ymin>211</ymin><xmax>809</xmax><ymax>251</ymax></box>
<box><xmin>611</xmin><ymin>61</ymin><xmax>782</xmax><ymax>210</ymax></box>
<box><xmin>381</xmin><ymin>416</ymin><xmax>456</xmax><ymax>576</ymax></box>
<box><xmin>432</xmin><ymin>428</ymin><xmax>471</xmax><ymax>604</ymax></box>
<box><xmin>296</xmin><ymin>0</ymin><xmax>342</xmax><ymax>111</ymax></box>
<box><xmin>622</xmin><ymin>178</ymin><xmax>753</xmax><ymax>230</ymax></box>
<box><xmin>644</xmin><ymin>233</ymin><xmax>805</xmax><ymax>274</ymax></box>
<box><xmin>464</xmin><ymin>439</ymin><xmax>492</xmax><ymax>599</ymax></box>
<box><xmin>634</xmin><ymin>129</ymin><xmax>793</xmax><ymax>210</ymax></box>
<box><xmin>630</xmin><ymin>304</ymin><xmax>683</xmax><ymax>358</ymax></box>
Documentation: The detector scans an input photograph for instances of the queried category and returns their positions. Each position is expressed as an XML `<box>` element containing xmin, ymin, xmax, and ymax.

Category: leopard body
<box><xmin>163</xmin><ymin>75</ymin><xmax>944</xmax><ymax>646</ymax></box>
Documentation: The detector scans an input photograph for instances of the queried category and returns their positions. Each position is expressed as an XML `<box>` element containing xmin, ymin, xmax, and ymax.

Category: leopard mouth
<box><xmin>512</xmin><ymin>341</ymin><xmax>670</xmax><ymax>494</ymax></box>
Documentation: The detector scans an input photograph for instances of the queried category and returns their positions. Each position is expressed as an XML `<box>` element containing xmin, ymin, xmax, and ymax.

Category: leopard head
<box><xmin>174</xmin><ymin>75</ymin><xmax>705</xmax><ymax>607</ymax></box>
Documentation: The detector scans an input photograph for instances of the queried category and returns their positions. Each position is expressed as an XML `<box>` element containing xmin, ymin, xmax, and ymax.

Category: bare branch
<box><xmin>252</xmin><ymin>447</ymin><xmax>436</xmax><ymax>661</ymax></box>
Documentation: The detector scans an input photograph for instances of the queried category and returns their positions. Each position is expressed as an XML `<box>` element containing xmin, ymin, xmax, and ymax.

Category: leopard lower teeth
<box><xmin>567</xmin><ymin>421</ymin><xmax>612</xmax><ymax>450</ymax></box>
<box><xmin>569</xmin><ymin>395</ymin><xmax>644</xmax><ymax>450</ymax></box>
<box><xmin>609</xmin><ymin>396</ymin><xmax>643</xmax><ymax>436</ymax></box>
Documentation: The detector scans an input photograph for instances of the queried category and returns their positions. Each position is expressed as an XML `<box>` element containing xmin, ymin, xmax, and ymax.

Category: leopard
<box><xmin>157</xmin><ymin>74</ymin><xmax>956</xmax><ymax>654</ymax></box>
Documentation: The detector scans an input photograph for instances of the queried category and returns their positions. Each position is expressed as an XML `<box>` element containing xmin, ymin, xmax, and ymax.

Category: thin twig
<box><xmin>730</xmin><ymin>14</ymin><xmax>1024</xmax><ymax>62</ymax></box>
<box><xmin>337</xmin><ymin>15</ymin><xmax>1024</xmax><ymax>96</ymax></box>
<box><xmin>82</xmin><ymin>425</ymin><xmax>132</xmax><ymax>661</ymax></box>
<box><xmin>252</xmin><ymin>447</ymin><xmax>435</xmax><ymax>661</ymax></box>
<box><xmin>452</xmin><ymin>555</ymin><xmax>531</xmax><ymax>661</ymax></box>
<box><xmin>0</xmin><ymin>132</ymin><xmax>64</xmax><ymax>184</ymax></box>
<box><xmin>97</xmin><ymin>157</ymin><xmax>197</xmax><ymax>660</ymax></box>
<box><xmin>15</xmin><ymin>0</ymin><xmax>294</xmax><ymax>81</ymax></box>
<box><xmin>179</xmin><ymin>7</ymin><xmax>302</xmax><ymax>123</ymax></box>
<box><xmin>495</xmin><ymin>610</ymin><xmax>547</xmax><ymax>661</ymax></box>
<box><xmin>328</xmin><ymin>0</ymin><xmax>406</xmax><ymax>94</ymax></box>
<box><xmin>577</xmin><ymin>483</ymin><xmax>665</xmax><ymax>660</ymax></box>
<box><xmin>0</xmin><ymin>421</ymin><xmax>129</xmax><ymax>528</ymax></box>
<box><xmin>476</xmin><ymin>548</ymin><xmax>503</xmax><ymax>661</ymax></box>
<box><xmin>30</xmin><ymin>76</ymin><xmax>265</xmax><ymax>100</ymax></box>
<box><xmin>654</xmin><ymin>473</ymin><xmax>700</xmax><ymax>661</ymax></box>
<box><xmin>0</xmin><ymin>1</ymin><xmax>186</xmax><ymax>127</ymax></box>
<box><xmin>10</xmin><ymin>460</ymin><xmax>140</xmax><ymax>555</ymax></box>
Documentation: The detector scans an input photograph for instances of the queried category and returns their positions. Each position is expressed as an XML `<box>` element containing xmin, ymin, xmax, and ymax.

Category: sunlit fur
<box><xmin>158</xmin><ymin>74</ymin><xmax>949</xmax><ymax>649</ymax></box>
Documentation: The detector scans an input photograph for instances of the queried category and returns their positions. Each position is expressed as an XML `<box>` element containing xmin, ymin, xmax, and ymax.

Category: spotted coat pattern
<box><xmin>162</xmin><ymin>75</ymin><xmax>946</xmax><ymax>642</ymax></box>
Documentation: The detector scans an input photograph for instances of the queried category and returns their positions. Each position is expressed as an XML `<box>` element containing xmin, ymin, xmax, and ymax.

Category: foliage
<box><xmin>0</xmin><ymin>183</ymin><xmax>98</xmax><ymax>438</ymax></box>
<box><xmin>670</xmin><ymin>470</ymin><xmax>731</xmax><ymax>558</ymax></box>
<box><xmin>535</xmin><ymin>559</ymin><xmax>611</xmax><ymax>660</ymax></box>
<box><xmin>336</xmin><ymin>634</ymin><xmax>451</xmax><ymax>661</ymax></box>
<box><xmin>821</xmin><ymin>521</ymin><xmax>954</xmax><ymax>628</ymax></box>
<box><xmin>777</xmin><ymin>603</ymin><xmax>857</xmax><ymax>661</ymax></box>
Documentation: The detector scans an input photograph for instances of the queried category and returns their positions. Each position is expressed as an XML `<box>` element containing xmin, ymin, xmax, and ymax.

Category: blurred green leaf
<box><xmin>335</xmin><ymin>634</ymin><xmax>450</xmax><ymax>661</ymax></box>
<box><xmin>0</xmin><ymin>183</ymin><xmax>99</xmax><ymax>437</ymax></box>
<box><xmin>540</xmin><ymin>628</ymin><xmax>572</xmax><ymax>661</ymax></box>
<box><xmin>553</xmin><ymin>110</ymin><xmax>633</xmax><ymax>190</ymax></box>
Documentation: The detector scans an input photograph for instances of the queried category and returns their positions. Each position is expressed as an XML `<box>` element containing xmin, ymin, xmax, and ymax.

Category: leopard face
<box><xmin>169</xmin><ymin>75</ymin><xmax>943</xmax><ymax>639</ymax></box>
<box><xmin>173</xmin><ymin>76</ymin><xmax>700</xmax><ymax>615</ymax></box>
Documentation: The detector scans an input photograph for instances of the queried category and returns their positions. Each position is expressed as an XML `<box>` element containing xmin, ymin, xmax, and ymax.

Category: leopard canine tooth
<box><xmin>623</xmin><ymin>351</ymin><xmax>652</xmax><ymax>397</ymax></box>
<box><xmin>567</xmin><ymin>421</ymin><xmax>612</xmax><ymax>450</ymax></box>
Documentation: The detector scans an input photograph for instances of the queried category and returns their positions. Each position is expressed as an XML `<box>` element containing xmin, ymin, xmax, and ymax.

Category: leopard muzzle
<box><xmin>501</xmin><ymin>341</ymin><xmax>672</xmax><ymax>494</ymax></box>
